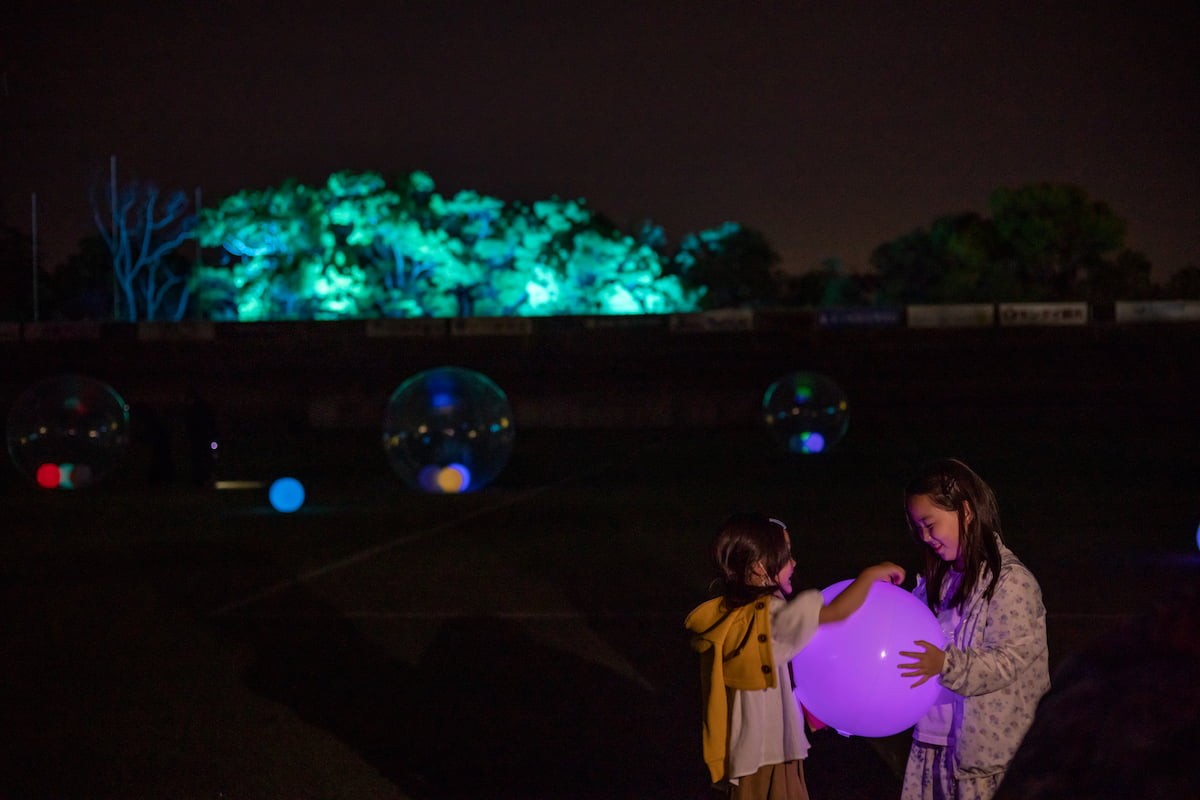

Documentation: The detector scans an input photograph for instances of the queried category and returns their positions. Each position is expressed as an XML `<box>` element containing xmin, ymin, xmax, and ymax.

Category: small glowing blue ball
<box><xmin>269</xmin><ymin>477</ymin><xmax>306</xmax><ymax>513</ymax></box>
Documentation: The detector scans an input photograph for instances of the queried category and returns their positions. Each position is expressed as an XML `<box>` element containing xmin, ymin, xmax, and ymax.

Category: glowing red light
<box><xmin>36</xmin><ymin>463</ymin><xmax>61</xmax><ymax>489</ymax></box>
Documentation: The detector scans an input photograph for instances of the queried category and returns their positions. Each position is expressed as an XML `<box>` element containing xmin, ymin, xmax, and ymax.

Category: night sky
<box><xmin>4</xmin><ymin>1</ymin><xmax>1198</xmax><ymax>279</ymax></box>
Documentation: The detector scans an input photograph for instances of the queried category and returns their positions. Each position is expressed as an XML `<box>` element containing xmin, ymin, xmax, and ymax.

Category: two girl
<box><xmin>687</xmin><ymin>459</ymin><xmax>1049</xmax><ymax>800</ymax></box>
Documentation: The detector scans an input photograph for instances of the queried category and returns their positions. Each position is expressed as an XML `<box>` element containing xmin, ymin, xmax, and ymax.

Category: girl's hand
<box><xmin>819</xmin><ymin>562</ymin><xmax>906</xmax><ymax>624</ymax></box>
<box><xmin>898</xmin><ymin>640</ymin><xmax>946</xmax><ymax>687</ymax></box>
<box><xmin>862</xmin><ymin>561</ymin><xmax>905</xmax><ymax>586</ymax></box>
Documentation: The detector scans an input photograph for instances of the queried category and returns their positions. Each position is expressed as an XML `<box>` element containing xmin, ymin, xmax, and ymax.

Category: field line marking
<box><xmin>218</xmin><ymin>610</ymin><xmax>1133</xmax><ymax>620</ymax></box>
<box><xmin>212</xmin><ymin>610</ymin><xmax>682</xmax><ymax>620</ymax></box>
<box><xmin>210</xmin><ymin>478</ymin><xmax>575</xmax><ymax>617</ymax></box>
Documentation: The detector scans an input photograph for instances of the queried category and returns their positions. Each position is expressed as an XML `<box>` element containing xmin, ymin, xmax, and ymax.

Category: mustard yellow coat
<box><xmin>685</xmin><ymin>595</ymin><xmax>780</xmax><ymax>782</ymax></box>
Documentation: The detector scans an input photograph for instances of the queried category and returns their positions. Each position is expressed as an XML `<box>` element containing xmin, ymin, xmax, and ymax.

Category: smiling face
<box><xmin>907</xmin><ymin>493</ymin><xmax>971</xmax><ymax>568</ymax></box>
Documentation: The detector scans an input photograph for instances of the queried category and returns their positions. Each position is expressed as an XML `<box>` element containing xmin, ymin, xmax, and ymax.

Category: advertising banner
<box><xmin>906</xmin><ymin>304</ymin><xmax>994</xmax><ymax>328</ymax></box>
<box><xmin>998</xmin><ymin>302</ymin><xmax>1089</xmax><ymax>326</ymax></box>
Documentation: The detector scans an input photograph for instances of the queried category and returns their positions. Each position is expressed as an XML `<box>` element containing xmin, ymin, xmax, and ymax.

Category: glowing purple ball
<box><xmin>791</xmin><ymin>579</ymin><xmax>947</xmax><ymax>737</ymax></box>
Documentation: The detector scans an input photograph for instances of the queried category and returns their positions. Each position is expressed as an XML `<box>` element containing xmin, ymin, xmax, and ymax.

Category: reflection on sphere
<box><xmin>6</xmin><ymin>374</ymin><xmax>132</xmax><ymax>489</ymax></box>
<box><xmin>382</xmin><ymin>366</ymin><xmax>515</xmax><ymax>493</ymax></box>
<box><xmin>762</xmin><ymin>371</ymin><xmax>849</xmax><ymax>454</ymax></box>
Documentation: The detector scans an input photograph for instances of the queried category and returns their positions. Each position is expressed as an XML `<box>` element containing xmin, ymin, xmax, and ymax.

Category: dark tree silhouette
<box><xmin>39</xmin><ymin>235</ymin><xmax>113</xmax><ymax>321</ymax></box>
<box><xmin>672</xmin><ymin>221</ymin><xmax>780</xmax><ymax>309</ymax></box>
<box><xmin>1164</xmin><ymin>265</ymin><xmax>1200</xmax><ymax>298</ymax></box>
<box><xmin>869</xmin><ymin>183</ymin><xmax>1160</xmax><ymax>304</ymax></box>
<box><xmin>989</xmin><ymin>183</ymin><xmax>1127</xmax><ymax>299</ymax></box>
<box><xmin>0</xmin><ymin>225</ymin><xmax>33</xmax><ymax>320</ymax></box>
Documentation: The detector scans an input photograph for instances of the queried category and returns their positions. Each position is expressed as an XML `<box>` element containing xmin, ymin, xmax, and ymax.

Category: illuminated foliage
<box><xmin>193</xmin><ymin>171</ymin><xmax>704</xmax><ymax>319</ymax></box>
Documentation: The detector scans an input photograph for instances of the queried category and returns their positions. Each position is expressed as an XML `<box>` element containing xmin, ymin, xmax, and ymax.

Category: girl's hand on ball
<box><xmin>863</xmin><ymin>562</ymin><xmax>906</xmax><ymax>585</ymax></box>
<box><xmin>898</xmin><ymin>640</ymin><xmax>946</xmax><ymax>687</ymax></box>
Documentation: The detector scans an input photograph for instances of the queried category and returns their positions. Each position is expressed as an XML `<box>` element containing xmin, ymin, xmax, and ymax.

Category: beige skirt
<box><xmin>727</xmin><ymin>759</ymin><xmax>809</xmax><ymax>800</ymax></box>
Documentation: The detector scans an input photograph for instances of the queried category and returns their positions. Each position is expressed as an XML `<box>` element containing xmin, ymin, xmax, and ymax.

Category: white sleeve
<box><xmin>770</xmin><ymin>589</ymin><xmax>824</xmax><ymax>661</ymax></box>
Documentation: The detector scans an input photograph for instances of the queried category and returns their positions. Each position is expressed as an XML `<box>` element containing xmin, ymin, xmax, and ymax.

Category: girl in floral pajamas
<box><xmin>897</xmin><ymin>459</ymin><xmax>1050</xmax><ymax>800</ymax></box>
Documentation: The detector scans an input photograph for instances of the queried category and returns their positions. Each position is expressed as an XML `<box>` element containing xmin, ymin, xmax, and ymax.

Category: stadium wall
<box><xmin>1</xmin><ymin>306</ymin><xmax>1197</xmax><ymax>435</ymax></box>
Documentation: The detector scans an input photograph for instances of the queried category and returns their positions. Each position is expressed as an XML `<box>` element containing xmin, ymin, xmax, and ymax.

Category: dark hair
<box><xmin>711</xmin><ymin>512</ymin><xmax>791</xmax><ymax>607</ymax></box>
<box><xmin>904</xmin><ymin>458</ymin><xmax>1002</xmax><ymax>611</ymax></box>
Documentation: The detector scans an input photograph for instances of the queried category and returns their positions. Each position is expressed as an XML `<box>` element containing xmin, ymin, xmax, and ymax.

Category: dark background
<box><xmin>4</xmin><ymin>2</ymin><xmax>1198</xmax><ymax>279</ymax></box>
<box><xmin>1</xmin><ymin>318</ymin><xmax>1197</xmax><ymax>798</ymax></box>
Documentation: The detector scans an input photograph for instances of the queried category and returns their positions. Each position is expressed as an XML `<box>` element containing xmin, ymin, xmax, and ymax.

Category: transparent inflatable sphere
<box><xmin>762</xmin><ymin>371</ymin><xmax>849</xmax><ymax>454</ymax></box>
<box><xmin>381</xmin><ymin>367</ymin><xmax>515</xmax><ymax>493</ymax></box>
<box><xmin>6</xmin><ymin>374</ymin><xmax>132</xmax><ymax>489</ymax></box>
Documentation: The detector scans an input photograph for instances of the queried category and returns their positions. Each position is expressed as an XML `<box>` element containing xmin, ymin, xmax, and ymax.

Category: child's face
<box><xmin>906</xmin><ymin>493</ymin><xmax>968</xmax><ymax>567</ymax></box>
<box><xmin>776</xmin><ymin>528</ymin><xmax>796</xmax><ymax>595</ymax></box>
<box><xmin>752</xmin><ymin>528</ymin><xmax>795</xmax><ymax>595</ymax></box>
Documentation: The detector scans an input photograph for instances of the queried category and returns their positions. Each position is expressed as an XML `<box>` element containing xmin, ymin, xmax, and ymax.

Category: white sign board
<box><xmin>906</xmin><ymin>304</ymin><xmax>994</xmax><ymax>328</ymax></box>
<box><xmin>998</xmin><ymin>303</ymin><xmax>1089</xmax><ymax>326</ymax></box>
<box><xmin>22</xmin><ymin>321</ymin><xmax>103</xmax><ymax>340</ymax></box>
<box><xmin>449</xmin><ymin>317</ymin><xmax>534</xmax><ymax>336</ymax></box>
<box><xmin>137</xmin><ymin>321</ymin><xmax>216</xmax><ymax>341</ymax></box>
<box><xmin>669</xmin><ymin>309</ymin><xmax>755</xmax><ymax>333</ymax></box>
<box><xmin>582</xmin><ymin>315</ymin><xmax>669</xmax><ymax>330</ymax></box>
<box><xmin>365</xmin><ymin>319</ymin><xmax>448</xmax><ymax>338</ymax></box>
<box><xmin>1114</xmin><ymin>300</ymin><xmax>1200</xmax><ymax>323</ymax></box>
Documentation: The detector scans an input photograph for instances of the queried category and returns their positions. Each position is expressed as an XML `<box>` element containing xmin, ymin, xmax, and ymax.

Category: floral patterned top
<box><xmin>913</xmin><ymin>540</ymin><xmax>1051</xmax><ymax>780</ymax></box>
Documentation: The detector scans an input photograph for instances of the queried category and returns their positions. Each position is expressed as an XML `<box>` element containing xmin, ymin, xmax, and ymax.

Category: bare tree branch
<box><xmin>92</xmin><ymin>174</ymin><xmax>195</xmax><ymax>320</ymax></box>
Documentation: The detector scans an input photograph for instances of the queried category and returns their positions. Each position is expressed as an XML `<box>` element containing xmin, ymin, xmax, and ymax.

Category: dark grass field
<box><xmin>3</xmin><ymin>411</ymin><xmax>1197</xmax><ymax>799</ymax></box>
<box><xmin>2</xmin><ymin>324</ymin><xmax>1198</xmax><ymax>799</ymax></box>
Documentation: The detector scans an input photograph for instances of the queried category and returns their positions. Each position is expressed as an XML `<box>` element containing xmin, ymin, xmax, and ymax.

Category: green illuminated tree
<box><xmin>193</xmin><ymin>170</ymin><xmax>703</xmax><ymax>320</ymax></box>
<box><xmin>195</xmin><ymin>175</ymin><xmax>374</xmax><ymax>319</ymax></box>
<box><xmin>370</xmin><ymin>217</ymin><xmax>463</xmax><ymax>317</ymax></box>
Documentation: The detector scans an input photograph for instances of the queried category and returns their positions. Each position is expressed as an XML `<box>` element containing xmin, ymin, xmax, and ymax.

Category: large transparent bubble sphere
<box><xmin>762</xmin><ymin>371</ymin><xmax>849</xmax><ymax>455</ymax></box>
<box><xmin>6</xmin><ymin>374</ymin><xmax>132</xmax><ymax>489</ymax></box>
<box><xmin>382</xmin><ymin>366</ymin><xmax>515</xmax><ymax>493</ymax></box>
